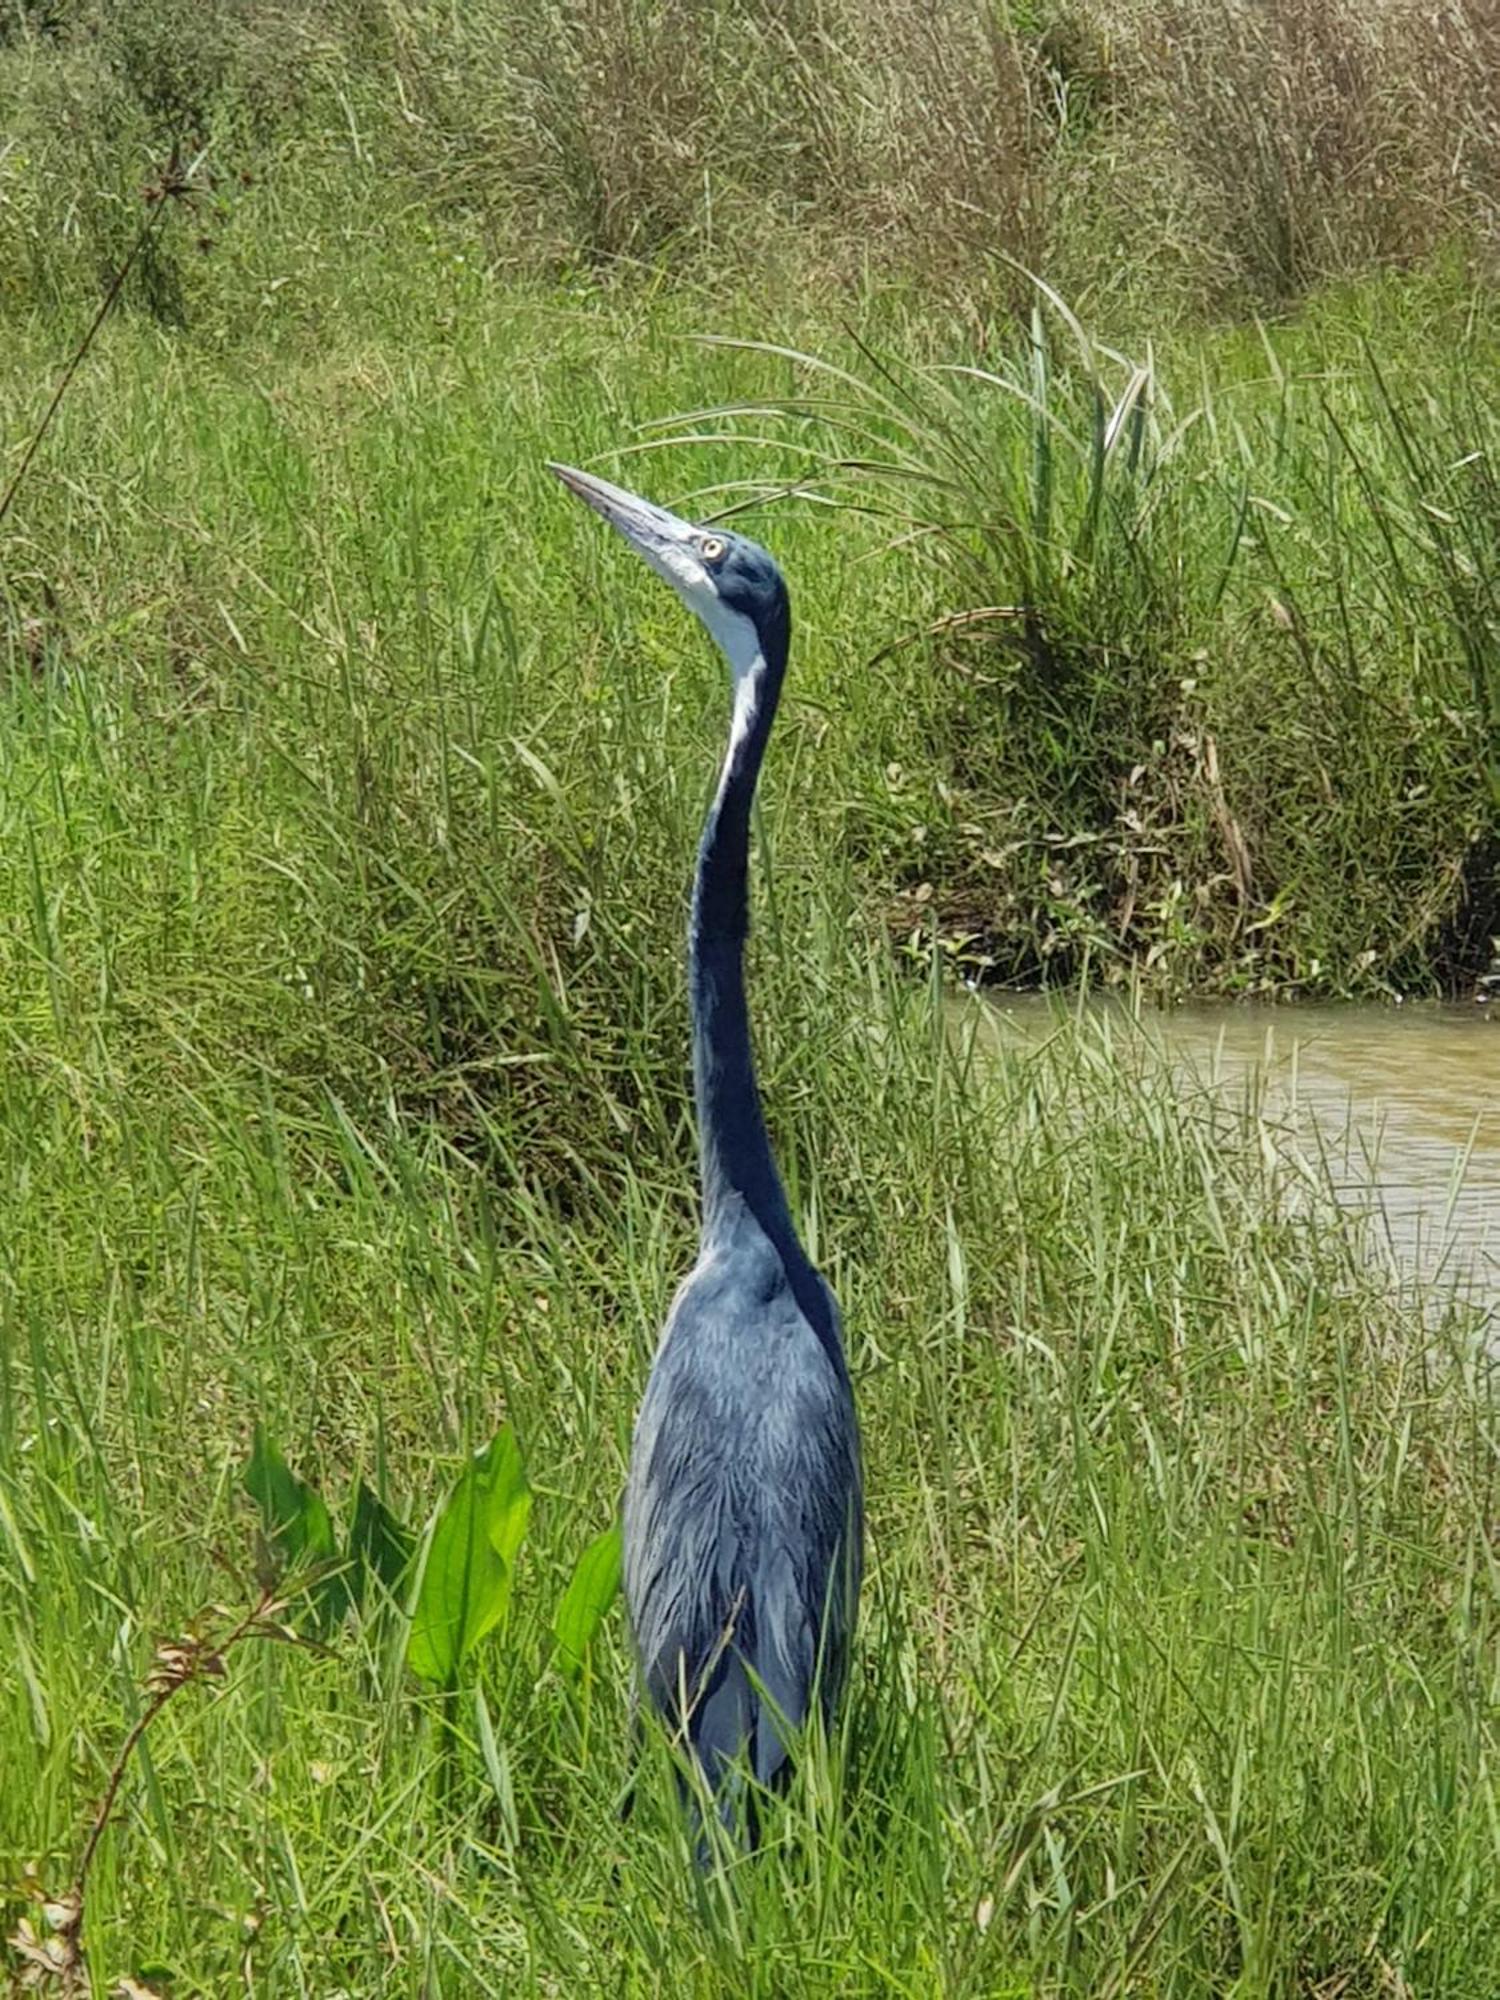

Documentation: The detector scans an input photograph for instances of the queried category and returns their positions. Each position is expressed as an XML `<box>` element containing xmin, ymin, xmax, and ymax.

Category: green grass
<box><xmin>2</xmin><ymin>14</ymin><xmax>1499</xmax><ymax>1985</ymax></box>
<box><xmin>1</xmin><ymin>246</ymin><xmax>1498</xmax><ymax>1992</ymax></box>
<box><xmin>2</xmin><ymin>943</ymin><xmax>1495</xmax><ymax>1992</ymax></box>
<box><xmin>4</xmin><ymin>0</ymin><xmax>1500</xmax><ymax>997</ymax></box>
<box><xmin>673</xmin><ymin>280</ymin><xmax>1500</xmax><ymax>996</ymax></box>
<box><xmin>6</xmin><ymin>252</ymin><xmax>1500</xmax><ymax>1000</ymax></box>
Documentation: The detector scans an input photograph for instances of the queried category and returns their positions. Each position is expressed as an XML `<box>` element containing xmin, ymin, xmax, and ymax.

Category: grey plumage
<box><xmin>550</xmin><ymin>462</ymin><xmax>863</xmax><ymax>1848</ymax></box>
<box><xmin>626</xmin><ymin>1232</ymin><xmax>862</xmax><ymax>1802</ymax></box>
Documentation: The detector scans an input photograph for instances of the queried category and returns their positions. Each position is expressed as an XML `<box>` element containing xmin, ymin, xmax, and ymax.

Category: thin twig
<box><xmin>74</xmin><ymin>1588</ymin><xmax>275</xmax><ymax>1892</ymax></box>
<box><xmin>0</xmin><ymin>146</ymin><xmax>203</xmax><ymax>536</ymax></box>
<box><xmin>7</xmin><ymin>1582</ymin><xmax>293</xmax><ymax>1995</ymax></box>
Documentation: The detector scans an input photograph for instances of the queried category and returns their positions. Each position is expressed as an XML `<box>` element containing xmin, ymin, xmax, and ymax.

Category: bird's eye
<box><xmin>698</xmin><ymin>535</ymin><xmax>726</xmax><ymax>562</ymax></box>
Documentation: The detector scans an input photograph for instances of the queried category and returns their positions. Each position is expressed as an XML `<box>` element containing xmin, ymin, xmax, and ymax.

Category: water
<box><xmin>975</xmin><ymin>995</ymin><xmax>1500</xmax><ymax>1315</ymax></box>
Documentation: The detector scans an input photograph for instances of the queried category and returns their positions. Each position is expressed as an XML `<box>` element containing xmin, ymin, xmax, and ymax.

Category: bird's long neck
<box><xmin>690</xmin><ymin>620</ymin><xmax>791</xmax><ymax>1245</ymax></box>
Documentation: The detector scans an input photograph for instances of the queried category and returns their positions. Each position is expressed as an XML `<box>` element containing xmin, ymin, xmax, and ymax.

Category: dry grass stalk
<box><xmin>6</xmin><ymin>1586</ymin><xmax>299</xmax><ymax>1996</ymax></box>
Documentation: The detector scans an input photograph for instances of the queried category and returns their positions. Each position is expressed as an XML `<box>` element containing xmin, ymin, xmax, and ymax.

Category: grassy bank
<box><xmin>4</xmin><ymin>258</ymin><xmax>1500</xmax><ymax>1002</ymax></box>
<box><xmin>4</xmin><ymin>0</ymin><xmax>1500</xmax><ymax>997</ymax></box>
<box><xmin>0</xmin><ymin>273</ymin><xmax>1497</xmax><ymax>1989</ymax></box>
<box><xmin>2</xmin><ymin>4</ymin><xmax>1499</xmax><ymax>1993</ymax></box>
<box><xmin>2</xmin><ymin>958</ymin><xmax>1496</xmax><ymax>1993</ymax></box>
<box><xmin>3</xmin><ymin>0</ymin><xmax>1499</xmax><ymax>321</ymax></box>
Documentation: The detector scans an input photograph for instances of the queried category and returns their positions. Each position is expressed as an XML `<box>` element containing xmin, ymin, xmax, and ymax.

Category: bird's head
<box><xmin>550</xmin><ymin>463</ymin><xmax>789</xmax><ymax>696</ymax></box>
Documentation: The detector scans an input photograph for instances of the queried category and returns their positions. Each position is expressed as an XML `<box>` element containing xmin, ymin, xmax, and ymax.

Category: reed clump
<box><xmin>2</xmin><ymin>0</ymin><xmax>1498</xmax><ymax>318</ymax></box>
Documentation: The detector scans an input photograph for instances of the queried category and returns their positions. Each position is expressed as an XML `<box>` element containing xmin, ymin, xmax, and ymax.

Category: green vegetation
<box><xmin>4</xmin><ymin>0</ymin><xmax>1500</xmax><ymax>996</ymax></box>
<box><xmin>2</xmin><ymin>1</ymin><xmax>1498</xmax><ymax>1993</ymax></box>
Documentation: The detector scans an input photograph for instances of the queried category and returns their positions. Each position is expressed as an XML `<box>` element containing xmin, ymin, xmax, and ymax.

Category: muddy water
<box><xmin>976</xmin><ymin>996</ymin><xmax>1500</xmax><ymax>1314</ymax></box>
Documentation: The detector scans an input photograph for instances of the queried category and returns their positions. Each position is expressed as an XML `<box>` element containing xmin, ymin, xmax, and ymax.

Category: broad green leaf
<box><xmin>407</xmin><ymin>1426</ymin><xmax>532</xmax><ymax>1687</ymax></box>
<box><xmin>241</xmin><ymin>1427</ymin><xmax>348</xmax><ymax>1633</ymax></box>
<box><xmin>350</xmin><ymin>1481</ymin><xmax>415</xmax><ymax>1605</ymax></box>
<box><xmin>551</xmin><ymin>1521</ymin><xmax>622</xmax><ymax>1677</ymax></box>
<box><xmin>478</xmin><ymin>1424</ymin><xmax>532</xmax><ymax>1573</ymax></box>
<box><xmin>244</xmin><ymin>1428</ymin><xmax>327</xmax><ymax>1563</ymax></box>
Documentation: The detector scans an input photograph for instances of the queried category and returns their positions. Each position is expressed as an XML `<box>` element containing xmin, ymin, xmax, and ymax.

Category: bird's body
<box><xmin>551</xmin><ymin>462</ymin><xmax>862</xmax><ymax>1838</ymax></box>
<box><xmin>625</xmin><ymin>1223</ymin><xmax>860</xmax><ymax>1797</ymax></box>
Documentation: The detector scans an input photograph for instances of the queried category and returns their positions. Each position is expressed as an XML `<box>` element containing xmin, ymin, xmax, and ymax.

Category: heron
<box><xmin>551</xmin><ymin>462</ymin><xmax>863</xmax><ymax>1851</ymax></box>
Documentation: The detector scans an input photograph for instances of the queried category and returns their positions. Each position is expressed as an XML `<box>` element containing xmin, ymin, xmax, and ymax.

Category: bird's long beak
<box><xmin>549</xmin><ymin>462</ymin><xmax>710</xmax><ymax>595</ymax></box>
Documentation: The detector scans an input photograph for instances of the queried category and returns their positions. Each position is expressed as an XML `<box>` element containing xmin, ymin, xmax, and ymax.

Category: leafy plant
<box><xmin>551</xmin><ymin>1520</ymin><xmax>624</xmax><ymax>1680</ymax></box>
<box><xmin>240</xmin><ymin>1423</ymin><xmax>620</xmax><ymax>1690</ymax></box>
<box><xmin>349</xmin><ymin>1479</ymin><xmax>416</xmax><ymax>1607</ymax></box>
<box><xmin>406</xmin><ymin>1426</ymin><xmax>532</xmax><ymax>1688</ymax></box>
<box><xmin>242</xmin><ymin>1425</ymin><xmax>348</xmax><ymax>1634</ymax></box>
